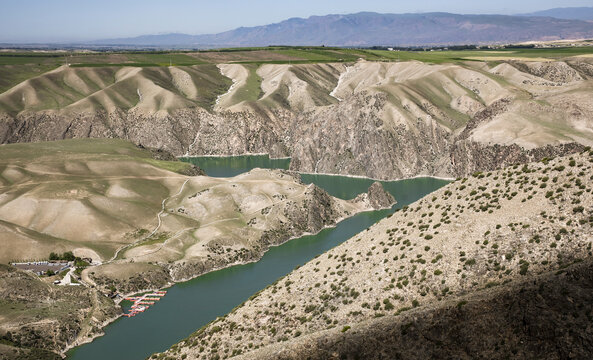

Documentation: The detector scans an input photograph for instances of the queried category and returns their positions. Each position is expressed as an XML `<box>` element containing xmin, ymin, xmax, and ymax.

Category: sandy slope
<box><xmin>215</xmin><ymin>64</ymin><xmax>249</xmax><ymax>109</ymax></box>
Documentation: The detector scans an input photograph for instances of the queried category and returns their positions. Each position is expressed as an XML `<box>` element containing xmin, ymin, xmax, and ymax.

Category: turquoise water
<box><xmin>180</xmin><ymin>155</ymin><xmax>290</xmax><ymax>177</ymax></box>
<box><xmin>67</xmin><ymin>157</ymin><xmax>448</xmax><ymax>360</ymax></box>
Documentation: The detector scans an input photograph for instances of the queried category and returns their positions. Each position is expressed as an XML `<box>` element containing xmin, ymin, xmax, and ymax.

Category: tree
<box><xmin>49</xmin><ymin>252</ymin><xmax>59</xmax><ymax>260</ymax></box>
<box><xmin>62</xmin><ymin>251</ymin><xmax>75</xmax><ymax>261</ymax></box>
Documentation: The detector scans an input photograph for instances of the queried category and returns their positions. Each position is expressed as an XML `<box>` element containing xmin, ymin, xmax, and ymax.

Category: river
<box><xmin>67</xmin><ymin>156</ymin><xmax>448</xmax><ymax>360</ymax></box>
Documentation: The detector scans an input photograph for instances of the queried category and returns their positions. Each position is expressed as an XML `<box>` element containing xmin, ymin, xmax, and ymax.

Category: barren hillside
<box><xmin>0</xmin><ymin>139</ymin><xmax>392</xmax><ymax>294</ymax></box>
<box><xmin>155</xmin><ymin>148</ymin><xmax>593</xmax><ymax>359</ymax></box>
<box><xmin>1</xmin><ymin>57</ymin><xmax>592</xmax><ymax>179</ymax></box>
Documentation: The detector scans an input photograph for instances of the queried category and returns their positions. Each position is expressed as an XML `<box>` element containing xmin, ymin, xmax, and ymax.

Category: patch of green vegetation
<box><xmin>0</xmin><ymin>63</ymin><xmax>60</xmax><ymax>93</ymax></box>
<box><xmin>229</xmin><ymin>64</ymin><xmax>264</xmax><ymax>104</ymax></box>
<box><xmin>366</xmin><ymin>47</ymin><xmax>593</xmax><ymax>64</ymax></box>
<box><xmin>272</xmin><ymin>48</ymin><xmax>359</xmax><ymax>62</ymax></box>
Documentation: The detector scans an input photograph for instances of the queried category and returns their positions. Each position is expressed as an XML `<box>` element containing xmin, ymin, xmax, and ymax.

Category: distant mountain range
<box><xmin>518</xmin><ymin>7</ymin><xmax>593</xmax><ymax>21</ymax></box>
<box><xmin>89</xmin><ymin>8</ymin><xmax>593</xmax><ymax>48</ymax></box>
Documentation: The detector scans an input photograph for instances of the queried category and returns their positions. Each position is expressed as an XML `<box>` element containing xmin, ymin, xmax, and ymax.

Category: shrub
<box><xmin>519</xmin><ymin>261</ymin><xmax>529</xmax><ymax>275</ymax></box>
<box><xmin>573</xmin><ymin>206</ymin><xmax>584</xmax><ymax>213</ymax></box>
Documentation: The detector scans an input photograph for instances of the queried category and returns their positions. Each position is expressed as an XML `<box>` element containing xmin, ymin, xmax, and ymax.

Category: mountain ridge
<box><xmin>518</xmin><ymin>7</ymin><xmax>593</xmax><ymax>21</ymax></box>
<box><xmin>87</xmin><ymin>11</ymin><xmax>593</xmax><ymax>47</ymax></box>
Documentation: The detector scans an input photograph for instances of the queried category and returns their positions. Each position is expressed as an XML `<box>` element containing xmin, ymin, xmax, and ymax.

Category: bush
<box><xmin>519</xmin><ymin>261</ymin><xmax>529</xmax><ymax>275</ymax></box>
<box><xmin>573</xmin><ymin>206</ymin><xmax>584</xmax><ymax>213</ymax></box>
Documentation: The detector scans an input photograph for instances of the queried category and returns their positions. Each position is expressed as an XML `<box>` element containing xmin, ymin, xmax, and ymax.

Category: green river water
<box><xmin>67</xmin><ymin>156</ymin><xmax>448</xmax><ymax>360</ymax></box>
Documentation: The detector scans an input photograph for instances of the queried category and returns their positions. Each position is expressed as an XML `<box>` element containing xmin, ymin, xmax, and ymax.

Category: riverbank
<box><xmin>64</xmin><ymin>179</ymin><xmax>395</xmax><ymax>355</ymax></box>
<box><xmin>181</xmin><ymin>154</ymin><xmax>455</xmax><ymax>182</ymax></box>
<box><xmin>158</xmin><ymin>150</ymin><xmax>593</xmax><ymax>360</ymax></box>
<box><xmin>66</xmin><ymin>175</ymin><xmax>447</xmax><ymax>360</ymax></box>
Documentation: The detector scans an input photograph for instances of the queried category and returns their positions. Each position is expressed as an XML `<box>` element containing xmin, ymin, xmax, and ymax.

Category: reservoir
<box><xmin>67</xmin><ymin>156</ymin><xmax>448</xmax><ymax>360</ymax></box>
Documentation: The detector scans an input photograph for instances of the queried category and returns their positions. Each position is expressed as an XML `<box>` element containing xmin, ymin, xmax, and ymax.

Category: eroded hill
<box><xmin>1</xmin><ymin>57</ymin><xmax>592</xmax><ymax>179</ymax></box>
<box><xmin>0</xmin><ymin>139</ymin><xmax>393</xmax><ymax>294</ymax></box>
<box><xmin>154</xmin><ymin>148</ymin><xmax>593</xmax><ymax>359</ymax></box>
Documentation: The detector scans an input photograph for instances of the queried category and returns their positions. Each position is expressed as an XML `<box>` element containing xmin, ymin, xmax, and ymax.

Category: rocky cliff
<box><xmin>1</xmin><ymin>60</ymin><xmax>592</xmax><ymax>180</ymax></box>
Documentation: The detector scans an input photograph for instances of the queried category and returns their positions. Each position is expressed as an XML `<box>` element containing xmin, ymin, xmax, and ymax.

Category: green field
<box><xmin>1</xmin><ymin>45</ymin><xmax>592</xmax><ymax>70</ymax></box>
<box><xmin>366</xmin><ymin>47</ymin><xmax>593</xmax><ymax>63</ymax></box>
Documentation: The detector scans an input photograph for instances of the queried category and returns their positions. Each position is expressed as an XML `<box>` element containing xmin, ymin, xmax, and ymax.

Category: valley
<box><xmin>0</xmin><ymin>138</ymin><xmax>415</xmax><ymax>358</ymax></box>
<box><xmin>0</xmin><ymin>139</ymin><xmax>396</xmax><ymax>290</ymax></box>
<box><xmin>0</xmin><ymin>44</ymin><xmax>592</xmax><ymax>359</ymax></box>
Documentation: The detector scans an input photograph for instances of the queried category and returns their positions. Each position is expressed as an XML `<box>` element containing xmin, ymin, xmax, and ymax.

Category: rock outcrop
<box><xmin>1</xmin><ymin>60</ymin><xmax>592</xmax><ymax>180</ymax></box>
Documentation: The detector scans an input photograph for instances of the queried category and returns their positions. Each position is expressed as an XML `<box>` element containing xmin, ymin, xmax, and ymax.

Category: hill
<box><xmin>0</xmin><ymin>139</ymin><xmax>391</xmax><ymax>294</ymax></box>
<box><xmin>155</xmin><ymin>148</ymin><xmax>593</xmax><ymax>359</ymax></box>
<box><xmin>0</xmin><ymin>264</ymin><xmax>120</xmax><ymax>359</ymax></box>
<box><xmin>1</xmin><ymin>52</ymin><xmax>593</xmax><ymax>181</ymax></box>
<box><xmin>89</xmin><ymin>12</ymin><xmax>593</xmax><ymax>47</ymax></box>
<box><xmin>519</xmin><ymin>7</ymin><xmax>593</xmax><ymax>21</ymax></box>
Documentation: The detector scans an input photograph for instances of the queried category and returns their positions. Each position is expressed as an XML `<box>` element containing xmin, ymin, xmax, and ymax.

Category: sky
<box><xmin>1</xmin><ymin>0</ymin><xmax>592</xmax><ymax>43</ymax></box>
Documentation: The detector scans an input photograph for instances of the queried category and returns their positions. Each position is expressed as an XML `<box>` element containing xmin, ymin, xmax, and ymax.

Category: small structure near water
<box><xmin>123</xmin><ymin>290</ymin><xmax>167</xmax><ymax>317</ymax></box>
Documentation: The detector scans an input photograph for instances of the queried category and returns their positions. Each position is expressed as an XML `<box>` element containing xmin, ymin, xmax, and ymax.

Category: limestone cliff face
<box><xmin>1</xmin><ymin>60</ymin><xmax>592</xmax><ymax>180</ymax></box>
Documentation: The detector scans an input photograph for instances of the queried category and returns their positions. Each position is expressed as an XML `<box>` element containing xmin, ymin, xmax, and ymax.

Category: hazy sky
<box><xmin>1</xmin><ymin>0</ymin><xmax>592</xmax><ymax>42</ymax></box>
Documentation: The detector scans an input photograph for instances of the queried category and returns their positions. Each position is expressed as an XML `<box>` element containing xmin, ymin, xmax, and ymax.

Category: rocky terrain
<box><xmin>0</xmin><ymin>265</ymin><xmax>120</xmax><ymax>360</ymax></box>
<box><xmin>1</xmin><ymin>58</ymin><xmax>592</xmax><ymax>180</ymax></box>
<box><xmin>1</xmin><ymin>50</ymin><xmax>593</xmax><ymax>359</ymax></box>
<box><xmin>235</xmin><ymin>257</ymin><xmax>593</xmax><ymax>359</ymax></box>
<box><xmin>154</xmin><ymin>148</ymin><xmax>593</xmax><ymax>359</ymax></box>
<box><xmin>0</xmin><ymin>139</ymin><xmax>393</xmax><ymax>295</ymax></box>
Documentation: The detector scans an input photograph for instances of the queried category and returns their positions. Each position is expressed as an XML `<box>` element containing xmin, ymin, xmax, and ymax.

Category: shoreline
<box><xmin>63</xmin><ymin>200</ymin><xmax>393</xmax><ymax>356</ymax></box>
<box><xmin>61</xmin><ymin>312</ymin><xmax>123</xmax><ymax>357</ymax></box>
<box><xmin>297</xmin><ymin>170</ymin><xmax>455</xmax><ymax>182</ymax></box>
<box><xmin>178</xmin><ymin>154</ymin><xmax>455</xmax><ymax>182</ymax></box>
<box><xmin>178</xmin><ymin>153</ymin><xmax>291</xmax><ymax>160</ymax></box>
